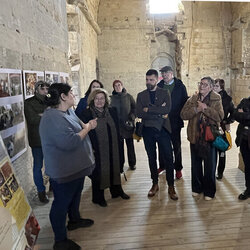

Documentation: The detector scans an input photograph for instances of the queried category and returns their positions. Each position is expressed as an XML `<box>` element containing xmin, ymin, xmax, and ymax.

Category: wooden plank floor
<box><xmin>34</xmin><ymin>123</ymin><xmax>250</xmax><ymax>250</ymax></box>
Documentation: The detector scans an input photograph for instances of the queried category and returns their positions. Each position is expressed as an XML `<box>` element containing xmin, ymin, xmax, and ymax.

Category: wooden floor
<box><xmin>34</xmin><ymin>123</ymin><xmax>250</xmax><ymax>250</ymax></box>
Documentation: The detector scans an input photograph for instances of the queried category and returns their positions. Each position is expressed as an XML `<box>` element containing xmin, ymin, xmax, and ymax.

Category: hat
<box><xmin>35</xmin><ymin>81</ymin><xmax>49</xmax><ymax>90</ymax></box>
<box><xmin>160</xmin><ymin>66</ymin><xmax>173</xmax><ymax>72</ymax></box>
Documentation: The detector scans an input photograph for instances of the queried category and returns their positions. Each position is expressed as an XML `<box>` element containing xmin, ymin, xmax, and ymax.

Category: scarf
<box><xmin>90</xmin><ymin>106</ymin><xmax>121</xmax><ymax>189</ymax></box>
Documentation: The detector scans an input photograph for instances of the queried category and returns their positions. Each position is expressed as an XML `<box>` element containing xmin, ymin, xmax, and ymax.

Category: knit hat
<box><xmin>35</xmin><ymin>81</ymin><xmax>50</xmax><ymax>90</ymax></box>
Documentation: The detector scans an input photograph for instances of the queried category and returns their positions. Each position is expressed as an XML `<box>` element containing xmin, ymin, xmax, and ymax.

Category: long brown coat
<box><xmin>180</xmin><ymin>91</ymin><xmax>224</xmax><ymax>144</ymax></box>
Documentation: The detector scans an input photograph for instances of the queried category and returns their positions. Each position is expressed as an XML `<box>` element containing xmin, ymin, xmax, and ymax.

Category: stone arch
<box><xmin>151</xmin><ymin>52</ymin><xmax>175</xmax><ymax>75</ymax></box>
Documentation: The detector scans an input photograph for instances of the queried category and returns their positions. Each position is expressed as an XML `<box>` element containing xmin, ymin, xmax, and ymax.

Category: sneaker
<box><xmin>192</xmin><ymin>192</ymin><xmax>199</xmax><ymax>197</ymax></box>
<box><xmin>238</xmin><ymin>190</ymin><xmax>250</xmax><ymax>200</ymax></box>
<box><xmin>157</xmin><ymin>168</ymin><xmax>165</xmax><ymax>175</ymax></box>
<box><xmin>53</xmin><ymin>239</ymin><xmax>81</xmax><ymax>250</ymax></box>
<box><xmin>176</xmin><ymin>170</ymin><xmax>182</xmax><ymax>179</ymax></box>
<box><xmin>67</xmin><ymin>218</ymin><xmax>94</xmax><ymax>231</ymax></box>
<box><xmin>38</xmin><ymin>191</ymin><xmax>49</xmax><ymax>203</ymax></box>
<box><xmin>129</xmin><ymin>165</ymin><xmax>136</xmax><ymax>170</ymax></box>
<box><xmin>204</xmin><ymin>196</ymin><xmax>213</xmax><ymax>201</ymax></box>
<box><xmin>216</xmin><ymin>174</ymin><xmax>223</xmax><ymax>180</ymax></box>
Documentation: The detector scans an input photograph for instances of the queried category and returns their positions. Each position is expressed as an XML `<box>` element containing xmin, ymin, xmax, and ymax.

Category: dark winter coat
<box><xmin>219</xmin><ymin>90</ymin><xmax>234</xmax><ymax>128</ymax></box>
<box><xmin>158</xmin><ymin>77</ymin><xmax>188</xmax><ymax>131</ymax></box>
<box><xmin>78</xmin><ymin>107</ymin><xmax>123</xmax><ymax>180</ymax></box>
<box><xmin>24</xmin><ymin>94</ymin><xmax>47</xmax><ymax>147</ymax></box>
<box><xmin>234</xmin><ymin>97</ymin><xmax>250</xmax><ymax>148</ymax></box>
<box><xmin>75</xmin><ymin>95</ymin><xmax>88</xmax><ymax>118</ymax></box>
<box><xmin>110</xmin><ymin>88</ymin><xmax>136</xmax><ymax>139</ymax></box>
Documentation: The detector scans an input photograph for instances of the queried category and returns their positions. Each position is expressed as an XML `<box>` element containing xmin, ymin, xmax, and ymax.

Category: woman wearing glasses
<box><xmin>78</xmin><ymin>88</ymin><xmax>130</xmax><ymax>207</ymax></box>
<box><xmin>181</xmin><ymin>77</ymin><xmax>224</xmax><ymax>200</ymax></box>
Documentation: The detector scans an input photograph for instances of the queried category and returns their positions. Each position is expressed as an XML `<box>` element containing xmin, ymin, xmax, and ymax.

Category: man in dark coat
<box><xmin>157</xmin><ymin>66</ymin><xmax>188</xmax><ymax>179</ymax></box>
<box><xmin>234</xmin><ymin>96</ymin><xmax>250</xmax><ymax>200</ymax></box>
<box><xmin>24</xmin><ymin>81</ymin><xmax>50</xmax><ymax>203</ymax></box>
<box><xmin>136</xmin><ymin>69</ymin><xmax>178</xmax><ymax>200</ymax></box>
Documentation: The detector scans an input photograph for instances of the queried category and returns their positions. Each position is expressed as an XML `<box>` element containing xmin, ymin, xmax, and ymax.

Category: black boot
<box><xmin>38</xmin><ymin>191</ymin><xmax>49</xmax><ymax>203</ymax></box>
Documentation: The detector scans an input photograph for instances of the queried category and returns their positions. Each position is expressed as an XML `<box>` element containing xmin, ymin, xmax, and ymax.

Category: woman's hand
<box><xmin>88</xmin><ymin>118</ymin><xmax>97</xmax><ymax>130</ymax></box>
<box><xmin>197</xmin><ymin>101</ymin><xmax>207</xmax><ymax>112</ymax></box>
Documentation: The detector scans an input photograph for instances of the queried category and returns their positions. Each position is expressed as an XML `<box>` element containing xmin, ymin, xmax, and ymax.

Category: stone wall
<box><xmin>97</xmin><ymin>0</ymin><xmax>153</xmax><ymax>97</ymax></box>
<box><xmin>67</xmin><ymin>0</ymin><xmax>100</xmax><ymax>100</ymax></box>
<box><xmin>230</xmin><ymin>2</ymin><xmax>250</xmax><ymax>104</ymax></box>
<box><xmin>0</xmin><ymin>0</ymin><xmax>69</xmax><ymax>195</ymax></box>
<box><xmin>177</xmin><ymin>1</ymin><xmax>232</xmax><ymax>96</ymax></box>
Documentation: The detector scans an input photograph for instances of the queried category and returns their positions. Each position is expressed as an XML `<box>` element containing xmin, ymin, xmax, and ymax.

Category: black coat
<box><xmin>78</xmin><ymin>107</ymin><xmax>123</xmax><ymax>178</ymax></box>
<box><xmin>110</xmin><ymin>88</ymin><xmax>136</xmax><ymax>139</ymax></box>
<box><xmin>158</xmin><ymin>77</ymin><xmax>188</xmax><ymax>131</ymax></box>
<box><xmin>219</xmin><ymin>90</ymin><xmax>234</xmax><ymax>127</ymax></box>
<box><xmin>234</xmin><ymin>97</ymin><xmax>250</xmax><ymax>147</ymax></box>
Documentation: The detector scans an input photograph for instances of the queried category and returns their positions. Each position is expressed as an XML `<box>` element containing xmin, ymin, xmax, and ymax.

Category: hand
<box><xmin>225</xmin><ymin>124</ymin><xmax>230</xmax><ymax>131</ymax></box>
<box><xmin>88</xmin><ymin>118</ymin><xmax>97</xmax><ymax>130</ymax></box>
<box><xmin>143</xmin><ymin>107</ymin><xmax>148</xmax><ymax>112</ymax></box>
<box><xmin>162</xmin><ymin>114</ymin><xmax>168</xmax><ymax>119</ymax></box>
<box><xmin>197</xmin><ymin>101</ymin><xmax>207</xmax><ymax>112</ymax></box>
<box><xmin>238</xmin><ymin>108</ymin><xmax>243</xmax><ymax>113</ymax></box>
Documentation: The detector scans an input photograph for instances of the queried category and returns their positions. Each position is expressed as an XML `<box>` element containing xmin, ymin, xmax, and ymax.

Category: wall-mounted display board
<box><xmin>0</xmin><ymin>135</ymin><xmax>40</xmax><ymax>249</ymax></box>
<box><xmin>0</xmin><ymin>69</ymin><xmax>26</xmax><ymax>161</ymax></box>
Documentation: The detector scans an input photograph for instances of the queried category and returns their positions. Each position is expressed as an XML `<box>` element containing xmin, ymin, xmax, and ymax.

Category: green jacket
<box><xmin>24</xmin><ymin>94</ymin><xmax>47</xmax><ymax>147</ymax></box>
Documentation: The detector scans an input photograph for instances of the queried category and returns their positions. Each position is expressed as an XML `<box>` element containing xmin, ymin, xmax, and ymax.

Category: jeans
<box><xmin>159</xmin><ymin>128</ymin><xmax>183</xmax><ymax>171</ymax></box>
<box><xmin>50</xmin><ymin>177</ymin><xmax>85</xmax><ymax>242</ymax></box>
<box><xmin>190</xmin><ymin>143</ymin><xmax>217</xmax><ymax>198</ymax></box>
<box><xmin>143</xmin><ymin>127</ymin><xmax>174</xmax><ymax>186</ymax></box>
<box><xmin>240</xmin><ymin>139</ymin><xmax>250</xmax><ymax>191</ymax></box>
<box><xmin>31</xmin><ymin>147</ymin><xmax>45</xmax><ymax>192</ymax></box>
<box><xmin>119</xmin><ymin>137</ymin><xmax>136</xmax><ymax>167</ymax></box>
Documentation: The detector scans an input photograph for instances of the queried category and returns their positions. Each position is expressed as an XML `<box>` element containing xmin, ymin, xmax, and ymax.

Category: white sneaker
<box><xmin>204</xmin><ymin>196</ymin><xmax>212</xmax><ymax>201</ymax></box>
<box><xmin>192</xmin><ymin>192</ymin><xmax>199</xmax><ymax>197</ymax></box>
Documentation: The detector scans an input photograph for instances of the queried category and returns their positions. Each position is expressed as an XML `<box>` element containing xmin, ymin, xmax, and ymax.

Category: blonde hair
<box><xmin>87</xmin><ymin>88</ymin><xmax>110</xmax><ymax>108</ymax></box>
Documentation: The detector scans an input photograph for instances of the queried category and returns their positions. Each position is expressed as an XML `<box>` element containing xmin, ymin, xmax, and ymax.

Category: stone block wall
<box><xmin>177</xmin><ymin>2</ymin><xmax>232</xmax><ymax>96</ymax></box>
<box><xmin>97</xmin><ymin>0</ymin><xmax>153</xmax><ymax>97</ymax></box>
<box><xmin>0</xmin><ymin>0</ymin><xmax>69</xmax><ymax>195</ymax></box>
<box><xmin>230</xmin><ymin>2</ymin><xmax>250</xmax><ymax>104</ymax></box>
<box><xmin>67</xmin><ymin>0</ymin><xmax>99</xmax><ymax>99</ymax></box>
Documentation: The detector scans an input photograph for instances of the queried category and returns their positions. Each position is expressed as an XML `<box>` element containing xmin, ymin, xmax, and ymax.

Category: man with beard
<box><xmin>136</xmin><ymin>69</ymin><xmax>178</xmax><ymax>200</ymax></box>
<box><xmin>24</xmin><ymin>81</ymin><xmax>50</xmax><ymax>204</ymax></box>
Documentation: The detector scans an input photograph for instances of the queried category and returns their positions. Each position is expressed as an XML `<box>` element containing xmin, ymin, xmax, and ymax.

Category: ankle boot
<box><xmin>168</xmin><ymin>186</ymin><xmax>178</xmax><ymax>201</ymax></box>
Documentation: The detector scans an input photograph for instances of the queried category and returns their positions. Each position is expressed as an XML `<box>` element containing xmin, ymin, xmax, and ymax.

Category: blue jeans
<box><xmin>143</xmin><ymin>127</ymin><xmax>174</xmax><ymax>186</ymax></box>
<box><xmin>50</xmin><ymin>177</ymin><xmax>85</xmax><ymax>242</ymax></box>
<box><xmin>190</xmin><ymin>143</ymin><xmax>217</xmax><ymax>198</ymax></box>
<box><xmin>31</xmin><ymin>147</ymin><xmax>45</xmax><ymax>192</ymax></box>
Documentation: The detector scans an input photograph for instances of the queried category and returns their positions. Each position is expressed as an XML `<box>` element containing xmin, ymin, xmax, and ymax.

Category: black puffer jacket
<box><xmin>110</xmin><ymin>88</ymin><xmax>136</xmax><ymax>139</ymax></box>
<box><xmin>234</xmin><ymin>97</ymin><xmax>250</xmax><ymax>147</ymax></box>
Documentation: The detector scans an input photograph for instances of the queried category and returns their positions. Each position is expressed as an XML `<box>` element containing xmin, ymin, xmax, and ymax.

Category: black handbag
<box><xmin>134</xmin><ymin>121</ymin><xmax>143</xmax><ymax>138</ymax></box>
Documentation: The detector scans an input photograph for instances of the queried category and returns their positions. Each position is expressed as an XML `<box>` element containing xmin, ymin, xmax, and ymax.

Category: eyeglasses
<box><xmin>198</xmin><ymin>82</ymin><xmax>209</xmax><ymax>88</ymax></box>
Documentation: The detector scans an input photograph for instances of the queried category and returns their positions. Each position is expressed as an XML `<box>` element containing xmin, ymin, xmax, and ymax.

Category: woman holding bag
<box><xmin>181</xmin><ymin>77</ymin><xmax>224</xmax><ymax>200</ymax></box>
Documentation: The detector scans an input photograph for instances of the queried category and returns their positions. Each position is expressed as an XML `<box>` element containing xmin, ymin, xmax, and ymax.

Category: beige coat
<box><xmin>180</xmin><ymin>91</ymin><xmax>224</xmax><ymax>144</ymax></box>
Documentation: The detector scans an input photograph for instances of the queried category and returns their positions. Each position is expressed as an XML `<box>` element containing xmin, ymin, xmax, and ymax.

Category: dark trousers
<box><xmin>159</xmin><ymin>128</ymin><xmax>183</xmax><ymax>171</ymax></box>
<box><xmin>31</xmin><ymin>147</ymin><xmax>46</xmax><ymax>192</ymax></box>
<box><xmin>240</xmin><ymin>140</ymin><xmax>250</xmax><ymax>191</ymax></box>
<box><xmin>190</xmin><ymin>143</ymin><xmax>216</xmax><ymax>198</ymax></box>
<box><xmin>120</xmin><ymin>137</ymin><xmax>136</xmax><ymax>167</ymax></box>
<box><xmin>143</xmin><ymin>127</ymin><xmax>174</xmax><ymax>186</ymax></box>
<box><xmin>91</xmin><ymin>179</ymin><xmax>124</xmax><ymax>202</ymax></box>
<box><xmin>50</xmin><ymin>177</ymin><xmax>85</xmax><ymax>242</ymax></box>
<box><xmin>217</xmin><ymin>150</ymin><xmax>226</xmax><ymax>176</ymax></box>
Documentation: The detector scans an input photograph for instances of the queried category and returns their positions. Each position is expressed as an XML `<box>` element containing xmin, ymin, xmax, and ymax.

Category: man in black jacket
<box><xmin>234</xmin><ymin>97</ymin><xmax>250</xmax><ymax>200</ymax></box>
<box><xmin>136</xmin><ymin>69</ymin><xmax>178</xmax><ymax>200</ymax></box>
<box><xmin>24</xmin><ymin>81</ymin><xmax>50</xmax><ymax>203</ymax></box>
<box><xmin>158</xmin><ymin>66</ymin><xmax>188</xmax><ymax>179</ymax></box>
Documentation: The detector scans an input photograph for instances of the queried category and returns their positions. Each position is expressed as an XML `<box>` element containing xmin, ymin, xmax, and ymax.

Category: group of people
<box><xmin>23</xmin><ymin>67</ymin><xmax>250</xmax><ymax>250</ymax></box>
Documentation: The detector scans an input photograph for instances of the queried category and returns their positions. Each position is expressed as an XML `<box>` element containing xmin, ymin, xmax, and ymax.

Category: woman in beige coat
<box><xmin>181</xmin><ymin>77</ymin><xmax>224</xmax><ymax>200</ymax></box>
